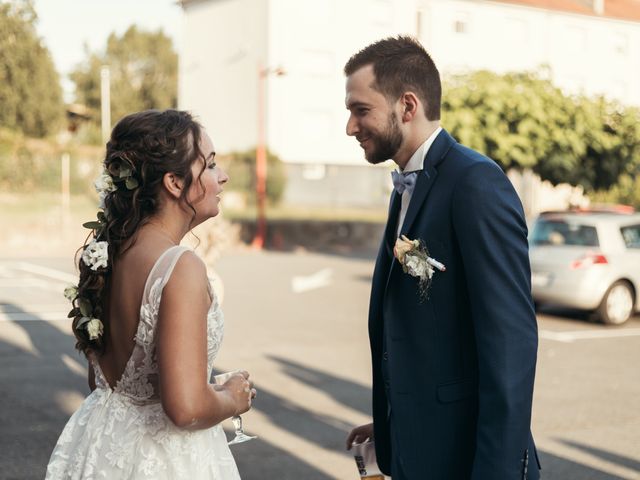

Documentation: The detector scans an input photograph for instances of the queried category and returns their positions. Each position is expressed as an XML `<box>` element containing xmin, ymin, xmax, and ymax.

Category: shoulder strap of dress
<box><xmin>141</xmin><ymin>245</ymin><xmax>191</xmax><ymax>304</ymax></box>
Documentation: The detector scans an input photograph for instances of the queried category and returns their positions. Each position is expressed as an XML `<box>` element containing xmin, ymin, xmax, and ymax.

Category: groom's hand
<box><xmin>346</xmin><ymin>422</ymin><xmax>374</xmax><ymax>450</ymax></box>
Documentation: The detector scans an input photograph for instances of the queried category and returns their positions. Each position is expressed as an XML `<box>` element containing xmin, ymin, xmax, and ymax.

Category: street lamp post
<box><xmin>251</xmin><ymin>63</ymin><xmax>285</xmax><ymax>249</ymax></box>
<box><xmin>100</xmin><ymin>65</ymin><xmax>111</xmax><ymax>145</ymax></box>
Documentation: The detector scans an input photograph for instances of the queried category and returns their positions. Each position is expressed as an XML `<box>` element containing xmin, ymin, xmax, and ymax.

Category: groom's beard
<box><xmin>365</xmin><ymin>113</ymin><xmax>403</xmax><ymax>165</ymax></box>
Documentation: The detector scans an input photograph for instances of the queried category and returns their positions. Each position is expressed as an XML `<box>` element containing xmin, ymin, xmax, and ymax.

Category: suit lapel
<box><xmin>399</xmin><ymin>166</ymin><xmax>437</xmax><ymax>237</ymax></box>
<box><xmin>384</xmin><ymin>191</ymin><xmax>402</xmax><ymax>254</ymax></box>
<box><xmin>369</xmin><ymin>193</ymin><xmax>398</xmax><ymax>333</ymax></box>
<box><xmin>399</xmin><ymin>129</ymin><xmax>455</xmax><ymax>237</ymax></box>
<box><xmin>385</xmin><ymin>130</ymin><xmax>455</xmax><ymax>289</ymax></box>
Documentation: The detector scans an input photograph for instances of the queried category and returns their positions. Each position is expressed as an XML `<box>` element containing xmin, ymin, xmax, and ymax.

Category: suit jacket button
<box><xmin>382</xmin><ymin>352</ymin><xmax>388</xmax><ymax>361</ymax></box>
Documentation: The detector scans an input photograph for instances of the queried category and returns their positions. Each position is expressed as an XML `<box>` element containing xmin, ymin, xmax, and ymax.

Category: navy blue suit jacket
<box><xmin>369</xmin><ymin>129</ymin><xmax>540</xmax><ymax>479</ymax></box>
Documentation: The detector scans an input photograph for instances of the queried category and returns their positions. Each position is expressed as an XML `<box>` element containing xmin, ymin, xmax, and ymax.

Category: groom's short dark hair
<box><xmin>344</xmin><ymin>36</ymin><xmax>441</xmax><ymax>121</ymax></box>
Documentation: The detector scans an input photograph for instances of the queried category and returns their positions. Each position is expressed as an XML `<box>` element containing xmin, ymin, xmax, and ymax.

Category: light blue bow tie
<box><xmin>391</xmin><ymin>170</ymin><xmax>418</xmax><ymax>195</ymax></box>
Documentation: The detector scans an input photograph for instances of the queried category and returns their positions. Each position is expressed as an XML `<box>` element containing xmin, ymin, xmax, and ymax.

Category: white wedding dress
<box><xmin>46</xmin><ymin>246</ymin><xmax>241</xmax><ymax>480</ymax></box>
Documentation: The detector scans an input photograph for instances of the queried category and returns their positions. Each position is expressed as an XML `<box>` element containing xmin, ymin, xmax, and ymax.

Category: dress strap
<box><xmin>141</xmin><ymin>245</ymin><xmax>191</xmax><ymax>305</ymax></box>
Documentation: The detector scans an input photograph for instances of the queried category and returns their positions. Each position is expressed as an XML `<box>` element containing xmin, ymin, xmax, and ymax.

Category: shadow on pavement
<box><xmin>538</xmin><ymin>448</ymin><xmax>628</xmax><ymax>480</ymax></box>
<box><xmin>270</xmin><ymin>354</ymin><xmax>371</xmax><ymax>417</ymax></box>
<box><xmin>1</xmin><ymin>305</ymin><xmax>335</xmax><ymax>480</ymax></box>
<box><xmin>537</xmin><ymin>304</ymin><xmax>640</xmax><ymax>326</ymax></box>
<box><xmin>536</xmin><ymin>304</ymin><xmax>594</xmax><ymax>323</ymax></box>
<box><xmin>245</xmin><ymin>378</ymin><xmax>355</xmax><ymax>451</ymax></box>
<box><xmin>0</xmin><ymin>303</ymin><xmax>87</xmax><ymax>480</ymax></box>
<box><xmin>211</xmin><ymin>366</ymin><xmax>341</xmax><ymax>479</ymax></box>
<box><xmin>560</xmin><ymin>440</ymin><xmax>640</xmax><ymax>475</ymax></box>
<box><xmin>233</xmin><ymin>437</ymin><xmax>334</xmax><ymax>480</ymax></box>
<box><xmin>227</xmin><ymin>357</ymin><xmax>372</xmax><ymax>479</ymax></box>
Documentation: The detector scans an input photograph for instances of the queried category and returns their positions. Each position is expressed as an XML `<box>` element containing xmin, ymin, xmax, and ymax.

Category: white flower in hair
<box><xmin>82</xmin><ymin>240</ymin><xmax>109</xmax><ymax>271</ymax></box>
<box><xmin>63</xmin><ymin>285</ymin><xmax>78</xmax><ymax>302</ymax></box>
<box><xmin>94</xmin><ymin>169</ymin><xmax>117</xmax><ymax>209</ymax></box>
<box><xmin>86</xmin><ymin>318</ymin><xmax>104</xmax><ymax>340</ymax></box>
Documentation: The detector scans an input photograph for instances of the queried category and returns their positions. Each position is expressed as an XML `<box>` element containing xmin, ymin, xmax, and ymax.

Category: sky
<box><xmin>32</xmin><ymin>0</ymin><xmax>182</xmax><ymax>101</ymax></box>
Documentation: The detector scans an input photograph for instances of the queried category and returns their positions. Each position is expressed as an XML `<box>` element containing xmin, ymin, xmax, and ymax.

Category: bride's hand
<box><xmin>221</xmin><ymin>370</ymin><xmax>256</xmax><ymax>416</ymax></box>
<box><xmin>346</xmin><ymin>422</ymin><xmax>374</xmax><ymax>450</ymax></box>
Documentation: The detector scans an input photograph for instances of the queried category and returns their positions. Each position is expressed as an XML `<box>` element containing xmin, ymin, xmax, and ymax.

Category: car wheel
<box><xmin>597</xmin><ymin>281</ymin><xmax>634</xmax><ymax>326</ymax></box>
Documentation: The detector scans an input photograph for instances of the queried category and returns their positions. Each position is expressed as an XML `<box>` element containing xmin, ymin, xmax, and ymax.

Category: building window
<box><xmin>613</xmin><ymin>32</ymin><xmax>628</xmax><ymax>55</ymax></box>
<box><xmin>453</xmin><ymin>12</ymin><xmax>470</xmax><ymax>34</ymax></box>
<box><xmin>302</xmin><ymin>164</ymin><xmax>326</xmax><ymax>180</ymax></box>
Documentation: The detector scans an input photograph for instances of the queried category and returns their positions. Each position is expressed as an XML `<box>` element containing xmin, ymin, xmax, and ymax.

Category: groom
<box><xmin>344</xmin><ymin>37</ymin><xmax>540</xmax><ymax>479</ymax></box>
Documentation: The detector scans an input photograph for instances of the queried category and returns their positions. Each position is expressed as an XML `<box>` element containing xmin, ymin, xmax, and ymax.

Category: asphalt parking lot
<box><xmin>1</xmin><ymin>250</ymin><xmax>639</xmax><ymax>479</ymax></box>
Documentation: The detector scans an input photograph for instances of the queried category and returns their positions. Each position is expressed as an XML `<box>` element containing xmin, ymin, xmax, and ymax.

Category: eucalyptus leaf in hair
<box><xmin>82</xmin><ymin>211</ymin><xmax>107</xmax><ymax>236</ymax></box>
<box><xmin>75</xmin><ymin>316</ymin><xmax>91</xmax><ymax>330</ymax></box>
<box><xmin>125</xmin><ymin>177</ymin><xmax>139</xmax><ymax>190</ymax></box>
<box><xmin>83</xmin><ymin>221</ymin><xmax>103</xmax><ymax>230</ymax></box>
<box><xmin>78</xmin><ymin>298</ymin><xmax>93</xmax><ymax>317</ymax></box>
<box><xmin>119</xmin><ymin>166</ymin><xmax>132</xmax><ymax>178</ymax></box>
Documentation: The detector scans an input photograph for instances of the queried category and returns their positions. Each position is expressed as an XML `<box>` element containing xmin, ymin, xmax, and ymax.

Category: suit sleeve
<box><xmin>451</xmin><ymin>160</ymin><xmax>538</xmax><ymax>478</ymax></box>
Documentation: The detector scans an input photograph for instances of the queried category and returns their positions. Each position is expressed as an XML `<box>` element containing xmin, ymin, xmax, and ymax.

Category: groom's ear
<box><xmin>162</xmin><ymin>172</ymin><xmax>184</xmax><ymax>199</ymax></box>
<box><xmin>400</xmin><ymin>92</ymin><xmax>419</xmax><ymax>122</ymax></box>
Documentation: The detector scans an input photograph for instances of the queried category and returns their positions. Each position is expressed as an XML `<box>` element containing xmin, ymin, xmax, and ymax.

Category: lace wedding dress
<box><xmin>46</xmin><ymin>246</ymin><xmax>241</xmax><ymax>479</ymax></box>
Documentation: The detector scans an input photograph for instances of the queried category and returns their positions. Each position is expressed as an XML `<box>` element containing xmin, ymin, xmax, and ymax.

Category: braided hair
<box><xmin>66</xmin><ymin>109</ymin><xmax>206</xmax><ymax>357</ymax></box>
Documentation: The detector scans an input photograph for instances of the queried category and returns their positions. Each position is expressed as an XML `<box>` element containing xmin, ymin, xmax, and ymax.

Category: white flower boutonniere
<box><xmin>394</xmin><ymin>235</ymin><xmax>446</xmax><ymax>301</ymax></box>
<box><xmin>82</xmin><ymin>240</ymin><xmax>109</xmax><ymax>271</ymax></box>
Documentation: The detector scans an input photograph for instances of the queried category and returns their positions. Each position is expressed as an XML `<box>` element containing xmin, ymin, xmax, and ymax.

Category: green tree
<box><xmin>220</xmin><ymin>148</ymin><xmax>287</xmax><ymax>205</ymax></box>
<box><xmin>442</xmin><ymin>70</ymin><xmax>640</xmax><ymax>191</ymax></box>
<box><xmin>590</xmin><ymin>174</ymin><xmax>640</xmax><ymax>209</ymax></box>
<box><xmin>71</xmin><ymin>25</ymin><xmax>177</xmax><ymax>131</ymax></box>
<box><xmin>0</xmin><ymin>0</ymin><xmax>64</xmax><ymax>137</ymax></box>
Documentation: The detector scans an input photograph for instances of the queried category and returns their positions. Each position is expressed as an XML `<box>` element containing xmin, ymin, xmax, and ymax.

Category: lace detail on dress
<box><xmin>46</xmin><ymin>246</ymin><xmax>238</xmax><ymax>480</ymax></box>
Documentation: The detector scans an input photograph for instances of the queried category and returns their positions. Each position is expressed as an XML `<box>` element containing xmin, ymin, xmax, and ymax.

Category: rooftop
<box><xmin>495</xmin><ymin>0</ymin><xmax>640</xmax><ymax>22</ymax></box>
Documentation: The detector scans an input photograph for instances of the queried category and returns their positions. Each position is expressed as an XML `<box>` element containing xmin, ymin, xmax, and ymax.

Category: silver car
<box><xmin>529</xmin><ymin>210</ymin><xmax>640</xmax><ymax>325</ymax></box>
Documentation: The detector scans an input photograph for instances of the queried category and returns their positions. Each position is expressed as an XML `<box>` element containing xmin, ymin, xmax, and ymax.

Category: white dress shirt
<box><xmin>396</xmin><ymin>127</ymin><xmax>442</xmax><ymax>236</ymax></box>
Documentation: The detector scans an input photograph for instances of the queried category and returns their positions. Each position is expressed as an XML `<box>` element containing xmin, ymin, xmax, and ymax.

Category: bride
<box><xmin>46</xmin><ymin>109</ymin><xmax>255</xmax><ymax>479</ymax></box>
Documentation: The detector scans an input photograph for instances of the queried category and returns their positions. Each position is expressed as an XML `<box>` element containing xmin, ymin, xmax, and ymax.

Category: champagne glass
<box><xmin>213</xmin><ymin>371</ymin><xmax>257</xmax><ymax>445</ymax></box>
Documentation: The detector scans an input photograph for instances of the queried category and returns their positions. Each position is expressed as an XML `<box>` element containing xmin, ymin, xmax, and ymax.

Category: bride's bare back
<box><xmin>98</xmin><ymin>236</ymin><xmax>175</xmax><ymax>389</ymax></box>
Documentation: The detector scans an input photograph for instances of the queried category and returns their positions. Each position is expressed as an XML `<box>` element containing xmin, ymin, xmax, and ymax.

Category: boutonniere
<box><xmin>394</xmin><ymin>235</ymin><xmax>446</xmax><ymax>301</ymax></box>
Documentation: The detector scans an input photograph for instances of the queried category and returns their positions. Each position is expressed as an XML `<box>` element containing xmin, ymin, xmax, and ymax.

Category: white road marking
<box><xmin>539</xmin><ymin>328</ymin><xmax>640</xmax><ymax>343</ymax></box>
<box><xmin>291</xmin><ymin>268</ymin><xmax>333</xmax><ymax>293</ymax></box>
<box><xmin>9</xmin><ymin>262</ymin><xmax>77</xmax><ymax>284</ymax></box>
<box><xmin>0</xmin><ymin>277</ymin><xmax>68</xmax><ymax>293</ymax></box>
<box><xmin>0</xmin><ymin>311</ymin><xmax>69</xmax><ymax>322</ymax></box>
<box><xmin>0</xmin><ymin>303</ymin><xmax>68</xmax><ymax>312</ymax></box>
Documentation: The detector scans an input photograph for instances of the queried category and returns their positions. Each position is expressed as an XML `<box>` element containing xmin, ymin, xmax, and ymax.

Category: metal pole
<box><xmin>100</xmin><ymin>65</ymin><xmax>111</xmax><ymax>145</ymax></box>
<box><xmin>252</xmin><ymin>63</ymin><xmax>267</xmax><ymax>249</ymax></box>
<box><xmin>61</xmin><ymin>152</ymin><xmax>71</xmax><ymax>227</ymax></box>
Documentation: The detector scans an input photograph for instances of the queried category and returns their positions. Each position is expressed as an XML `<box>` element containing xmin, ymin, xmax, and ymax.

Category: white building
<box><xmin>179</xmin><ymin>0</ymin><xmax>640</xmax><ymax>208</ymax></box>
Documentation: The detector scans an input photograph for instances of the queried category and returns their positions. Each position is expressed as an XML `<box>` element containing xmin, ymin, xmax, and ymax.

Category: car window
<box><xmin>530</xmin><ymin>218</ymin><xmax>599</xmax><ymax>247</ymax></box>
<box><xmin>621</xmin><ymin>225</ymin><xmax>640</xmax><ymax>249</ymax></box>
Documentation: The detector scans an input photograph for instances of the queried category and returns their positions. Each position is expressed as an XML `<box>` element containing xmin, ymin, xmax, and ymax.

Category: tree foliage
<box><xmin>590</xmin><ymin>174</ymin><xmax>640</xmax><ymax>209</ymax></box>
<box><xmin>442</xmin><ymin>70</ymin><xmax>640</xmax><ymax>192</ymax></box>
<box><xmin>71</xmin><ymin>25</ymin><xmax>177</xmax><ymax>130</ymax></box>
<box><xmin>0</xmin><ymin>0</ymin><xmax>64</xmax><ymax>137</ymax></box>
<box><xmin>219</xmin><ymin>148</ymin><xmax>287</xmax><ymax>205</ymax></box>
